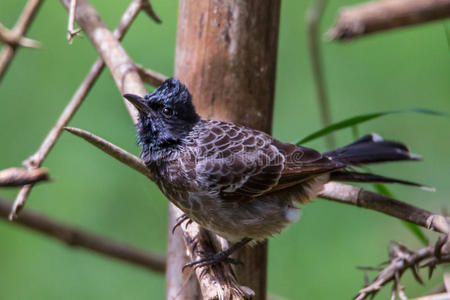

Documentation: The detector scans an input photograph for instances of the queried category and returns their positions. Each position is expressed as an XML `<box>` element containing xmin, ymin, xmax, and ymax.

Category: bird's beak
<box><xmin>123</xmin><ymin>94</ymin><xmax>152</xmax><ymax>114</ymax></box>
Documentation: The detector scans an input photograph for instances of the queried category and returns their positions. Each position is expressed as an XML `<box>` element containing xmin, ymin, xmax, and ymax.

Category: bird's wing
<box><xmin>187</xmin><ymin>121</ymin><xmax>342</xmax><ymax>201</ymax></box>
<box><xmin>268</xmin><ymin>139</ymin><xmax>344</xmax><ymax>192</ymax></box>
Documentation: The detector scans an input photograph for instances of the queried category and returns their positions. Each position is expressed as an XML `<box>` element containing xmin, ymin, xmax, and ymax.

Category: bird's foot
<box><xmin>171</xmin><ymin>214</ymin><xmax>193</xmax><ymax>234</ymax></box>
<box><xmin>182</xmin><ymin>251</ymin><xmax>242</xmax><ymax>271</ymax></box>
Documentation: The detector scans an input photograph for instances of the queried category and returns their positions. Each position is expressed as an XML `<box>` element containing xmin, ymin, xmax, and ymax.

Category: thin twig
<box><xmin>0</xmin><ymin>0</ymin><xmax>43</xmax><ymax>82</ymax></box>
<box><xmin>9</xmin><ymin>0</ymin><xmax>164</xmax><ymax>220</ymax></box>
<box><xmin>306</xmin><ymin>0</ymin><xmax>335</xmax><ymax>149</ymax></box>
<box><xmin>0</xmin><ymin>23</ymin><xmax>41</xmax><ymax>48</ymax></box>
<box><xmin>0</xmin><ymin>197</ymin><xmax>165</xmax><ymax>272</ymax></box>
<box><xmin>319</xmin><ymin>182</ymin><xmax>450</xmax><ymax>234</ymax></box>
<box><xmin>64</xmin><ymin>127</ymin><xmax>152</xmax><ymax>179</ymax></box>
<box><xmin>327</xmin><ymin>0</ymin><xmax>450</xmax><ymax>41</ymax></box>
<box><xmin>61</xmin><ymin>0</ymin><xmax>146</xmax><ymax>124</ymax></box>
<box><xmin>66</xmin><ymin>0</ymin><xmax>81</xmax><ymax>44</ymax></box>
<box><xmin>135</xmin><ymin>64</ymin><xmax>167</xmax><ymax>87</ymax></box>
<box><xmin>0</xmin><ymin>168</ymin><xmax>48</xmax><ymax>187</ymax></box>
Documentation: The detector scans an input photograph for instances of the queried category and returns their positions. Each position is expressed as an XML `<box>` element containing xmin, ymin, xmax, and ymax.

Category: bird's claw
<box><xmin>171</xmin><ymin>214</ymin><xmax>193</xmax><ymax>234</ymax></box>
<box><xmin>182</xmin><ymin>253</ymin><xmax>243</xmax><ymax>272</ymax></box>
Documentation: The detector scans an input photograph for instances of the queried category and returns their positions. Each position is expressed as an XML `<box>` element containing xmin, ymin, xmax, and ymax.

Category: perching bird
<box><xmin>124</xmin><ymin>78</ymin><xmax>423</xmax><ymax>269</ymax></box>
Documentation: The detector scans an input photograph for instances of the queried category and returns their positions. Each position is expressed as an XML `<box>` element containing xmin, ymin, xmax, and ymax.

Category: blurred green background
<box><xmin>0</xmin><ymin>1</ymin><xmax>449</xmax><ymax>299</ymax></box>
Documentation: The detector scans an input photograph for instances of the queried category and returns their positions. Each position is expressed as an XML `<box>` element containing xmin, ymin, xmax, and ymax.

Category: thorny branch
<box><xmin>354</xmin><ymin>239</ymin><xmax>450</xmax><ymax>300</ymax></box>
<box><xmin>327</xmin><ymin>0</ymin><xmax>450</xmax><ymax>41</ymax></box>
<box><xmin>0</xmin><ymin>197</ymin><xmax>165</xmax><ymax>272</ymax></box>
<box><xmin>9</xmin><ymin>0</ymin><xmax>163</xmax><ymax>221</ymax></box>
<box><xmin>0</xmin><ymin>0</ymin><xmax>43</xmax><ymax>82</ymax></box>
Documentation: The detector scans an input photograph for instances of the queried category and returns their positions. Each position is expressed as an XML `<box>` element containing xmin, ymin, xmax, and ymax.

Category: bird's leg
<box><xmin>182</xmin><ymin>237</ymin><xmax>252</xmax><ymax>271</ymax></box>
<box><xmin>171</xmin><ymin>214</ymin><xmax>193</xmax><ymax>234</ymax></box>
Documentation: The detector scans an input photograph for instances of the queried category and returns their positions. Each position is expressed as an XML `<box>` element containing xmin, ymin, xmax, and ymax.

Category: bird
<box><xmin>123</xmin><ymin>78</ymin><xmax>424</xmax><ymax>269</ymax></box>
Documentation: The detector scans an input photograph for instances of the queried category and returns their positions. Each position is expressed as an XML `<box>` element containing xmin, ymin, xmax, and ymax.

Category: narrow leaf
<box><xmin>296</xmin><ymin>108</ymin><xmax>448</xmax><ymax>145</ymax></box>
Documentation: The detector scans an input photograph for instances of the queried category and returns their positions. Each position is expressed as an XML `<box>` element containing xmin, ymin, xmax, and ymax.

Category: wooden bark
<box><xmin>172</xmin><ymin>0</ymin><xmax>281</xmax><ymax>298</ymax></box>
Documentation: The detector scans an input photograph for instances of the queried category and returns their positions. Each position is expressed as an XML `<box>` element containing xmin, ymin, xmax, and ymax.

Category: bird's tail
<box><xmin>324</xmin><ymin>134</ymin><xmax>432</xmax><ymax>190</ymax></box>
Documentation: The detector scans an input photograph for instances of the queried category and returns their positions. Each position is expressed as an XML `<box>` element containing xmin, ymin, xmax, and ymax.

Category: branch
<box><xmin>354</xmin><ymin>240</ymin><xmax>450</xmax><ymax>300</ymax></box>
<box><xmin>0</xmin><ymin>0</ymin><xmax>43</xmax><ymax>82</ymax></box>
<box><xmin>327</xmin><ymin>0</ymin><xmax>450</xmax><ymax>41</ymax></box>
<box><xmin>0</xmin><ymin>23</ymin><xmax>41</xmax><ymax>48</ymax></box>
<box><xmin>66</xmin><ymin>0</ymin><xmax>81</xmax><ymax>44</ymax></box>
<box><xmin>61</xmin><ymin>0</ymin><xmax>145</xmax><ymax>124</ymax></box>
<box><xmin>172</xmin><ymin>207</ymin><xmax>255</xmax><ymax>300</ymax></box>
<box><xmin>9</xmin><ymin>0</ymin><xmax>163</xmax><ymax>220</ymax></box>
<box><xmin>64</xmin><ymin>127</ymin><xmax>152</xmax><ymax>180</ymax></box>
<box><xmin>0</xmin><ymin>168</ymin><xmax>48</xmax><ymax>187</ymax></box>
<box><xmin>135</xmin><ymin>63</ymin><xmax>167</xmax><ymax>87</ymax></box>
<box><xmin>319</xmin><ymin>182</ymin><xmax>450</xmax><ymax>234</ymax></box>
<box><xmin>0</xmin><ymin>197</ymin><xmax>165</xmax><ymax>272</ymax></box>
<box><xmin>306</xmin><ymin>0</ymin><xmax>335</xmax><ymax>149</ymax></box>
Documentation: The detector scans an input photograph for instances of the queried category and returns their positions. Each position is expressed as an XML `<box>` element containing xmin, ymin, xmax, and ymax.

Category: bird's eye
<box><xmin>162</xmin><ymin>107</ymin><xmax>173</xmax><ymax>117</ymax></box>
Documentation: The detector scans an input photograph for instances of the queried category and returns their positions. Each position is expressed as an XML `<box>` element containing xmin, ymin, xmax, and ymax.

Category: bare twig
<box><xmin>61</xmin><ymin>0</ymin><xmax>146</xmax><ymax>124</ymax></box>
<box><xmin>0</xmin><ymin>0</ymin><xmax>43</xmax><ymax>81</ymax></box>
<box><xmin>327</xmin><ymin>0</ymin><xmax>450</xmax><ymax>41</ymax></box>
<box><xmin>64</xmin><ymin>127</ymin><xmax>152</xmax><ymax>179</ymax></box>
<box><xmin>66</xmin><ymin>0</ymin><xmax>81</xmax><ymax>44</ymax></box>
<box><xmin>306</xmin><ymin>0</ymin><xmax>335</xmax><ymax>149</ymax></box>
<box><xmin>0</xmin><ymin>23</ymin><xmax>41</xmax><ymax>48</ymax></box>
<box><xmin>354</xmin><ymin>240</ymin><xmax>450</xmax><ymax>300</ymax></box>
<box><xmin>0</xmin><ymin>197</ymin><xmax>165</xmax><ymax>272</ymax></box>
<box><xmin>9</xmin><ymin>0</ymin><xmax>163</xmax><ymax>220</ymax></box>
<box><xmin>135</xmin><ymin>64</ymin><xmax>167</xmax><ymax>87</ymax></box>
<box><xmin>0</xmin><ymin>168</ymin><xmax>48</xmax><ymax>187</ymax></box>
<box><xmin>319</xmin><ymin>182</ymin><xmax>450</xmax><ymax>234</ymax></box>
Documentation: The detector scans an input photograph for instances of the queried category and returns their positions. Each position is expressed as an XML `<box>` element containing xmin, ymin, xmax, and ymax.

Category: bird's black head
<box><xmin>123</xmin><ymin>78</ymin><xmax>200</xmax><ymax>162</ymax></box>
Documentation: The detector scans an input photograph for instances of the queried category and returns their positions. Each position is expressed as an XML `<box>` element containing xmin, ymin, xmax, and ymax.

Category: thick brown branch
<box><xmin>0</xmin><ymin>197</ymin><xmax>165</xmax><ymax>272</ymax></box>
<box><xmin>319</xmin><ymin>182</ymin><xmax>450</xmax><ymax>234</ymax></box>
<box><xmin>10</xmin><ymin>0</ymin><xmax>160</xmax><ymax>220</ymax></box>
<box><xmin>0</xmin><ymin>168</ymin><xmax>48</xmax><ymax>187</ymax></box>
<box><xmin>328</xmin><ymin>0</ymin><xmax>450</xmax><ymax>41</ymax></box>
<box><xmin>0</xmin><ymin>0</ymin><xmax>43</xmax><ymax>81</ymax></box>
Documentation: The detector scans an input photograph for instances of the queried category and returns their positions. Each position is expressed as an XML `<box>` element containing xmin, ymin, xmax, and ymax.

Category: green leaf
<box><xmin>296</xmin><ymin>108</ymin><xmax>448</xmax><ymax>145</ymax></box>
<box><xmin>374</xmin><ymin>184</ymin><xmax>429</xmax><ymax>246</ymax></box>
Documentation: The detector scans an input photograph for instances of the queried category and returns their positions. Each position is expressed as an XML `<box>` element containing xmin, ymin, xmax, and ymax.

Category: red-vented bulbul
<box><xmin>124</xmin><ymin>78</ymin><xmax>424</xmax><ymax>269</ymax></box>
